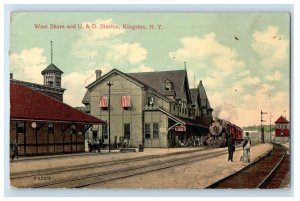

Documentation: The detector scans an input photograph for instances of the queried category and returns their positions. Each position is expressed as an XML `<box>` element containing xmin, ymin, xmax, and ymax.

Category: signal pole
<box><xmin>107</xmin><ymin>81</ymin><xmax>113</xmax><ymax>152</ymax></box>
<box><xmin>261</xmin><ymin>110</ymin><xmax>267</xmax><ymax>143</ymax></box>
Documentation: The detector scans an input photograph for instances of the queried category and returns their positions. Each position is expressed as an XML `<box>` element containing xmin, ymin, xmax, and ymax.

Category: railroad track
<box><xmin>11</xmin><ymin>148</ymin><xmax>209</xmax><ymax>179</ymax></box>
<box><xmin>11</xmin><ymin>147</ymin><xmax>232</xmax><ymax>188</ymax></box>
<box><xmin>206</xmin><ymin>143</ymin><xmax>288</xmax><ymax>189</ymax></box>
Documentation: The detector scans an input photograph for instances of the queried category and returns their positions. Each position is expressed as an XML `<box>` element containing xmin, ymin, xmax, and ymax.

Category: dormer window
<box><xmin>165</xmin><ymin>80</ymin><xmax>173</xmax><ymax>90</ymax></box>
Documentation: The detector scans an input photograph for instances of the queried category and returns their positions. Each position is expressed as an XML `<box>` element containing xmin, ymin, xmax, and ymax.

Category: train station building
<box><xmin>10</xmin><ymin>61</ymin><xmax>106</xmax><ymax>156</ymax></box>
<box><xmin>82</xmin><ymin>68</ymin><xmax>213</xmax><ymax>148</ymax></box>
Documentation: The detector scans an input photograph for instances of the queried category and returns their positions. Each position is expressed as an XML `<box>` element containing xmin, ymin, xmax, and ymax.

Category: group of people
<box><xmin>9</xmin><ymin>134</ymin><xmax>252</xmax><ymax>162</ymax></box>
<box><xmin>227</xmin><ymin>132</ymin><xmax>251</xmax><ymax>163</ymax></box>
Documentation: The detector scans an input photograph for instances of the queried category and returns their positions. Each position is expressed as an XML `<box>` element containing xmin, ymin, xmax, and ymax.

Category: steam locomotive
<box><xmin>203</xmin><ymin>118</ymin><xmax>243</xmax><ymax>148</ymax></box>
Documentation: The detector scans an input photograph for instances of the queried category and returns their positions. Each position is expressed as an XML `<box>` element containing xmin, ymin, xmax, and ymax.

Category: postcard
<box><xmin>9</xmin><ymin>12</ymin><xmax>290</xmax><ymax>189</ymax></box>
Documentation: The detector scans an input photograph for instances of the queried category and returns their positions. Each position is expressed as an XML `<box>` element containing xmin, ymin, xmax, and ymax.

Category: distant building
<box><xmin>10</xmin><ymin>83</ymin><xmax>105</xmax><ymax>156</ymax></box>
<box><xmin>82</xmin><ymin>68</ymin><xmax>213</xmax><ymax>148</ymax></box>
<box><xmin>274</xmin><ymin>116</ymin><xmax>290</xmax><ymax>143</ymax></box>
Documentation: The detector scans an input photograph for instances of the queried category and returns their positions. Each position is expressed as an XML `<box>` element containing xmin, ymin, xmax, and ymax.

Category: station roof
<box><xmin>157</xmin><ymin>108</ymin><xmax>208</xmax><ymax>129</ymax></box>
<box><xmin>10</xmin><ymin>83</ymin><xmax>105</xmax><ymax>124</ymax></box>
<box><xmin>275</xmin><ymin>116</ymin><xmax>289</xmax><ymax>124</ymax></box>
<box><xmin>128</xmin><ymin>70</ymin><xmax>188</xmax><ymax>100</ymax></box>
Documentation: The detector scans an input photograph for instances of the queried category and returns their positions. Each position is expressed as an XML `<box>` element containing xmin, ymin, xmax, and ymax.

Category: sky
<box><xmin>9</xmin><ymin>12</ymin><xmax>290</xmax><ymax>127</ymax></box>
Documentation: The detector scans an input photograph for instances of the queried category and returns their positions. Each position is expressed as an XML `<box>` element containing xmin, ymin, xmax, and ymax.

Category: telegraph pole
<box><xmin>107</xmin><ymin>81</ymin><xmax>113</xmax><ymax>152</ymax></box>
<box><xmin>261</xmin><ymin>110</ymin><xmax>267</xmax><ymax>143</ymax></box>
<box><xmin>269</xmin><ymin>113</ymin><xmax>272</xmax><ymax>143</ymax></box>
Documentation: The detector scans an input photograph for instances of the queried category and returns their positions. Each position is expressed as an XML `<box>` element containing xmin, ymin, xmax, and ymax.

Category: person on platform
<box><xmin>10</xmin><ymin>139</ymin><xmax>19</xmax><ymax>160</ymax></box>
<box><xmin>242</xmin><ymin>132</ymin><xmax>251</xmax><ymax>163</ymax></box>
<box><xmin>227</xmin><ymin>134</ymin><xmax>235</xmax><ymax>162</ymax></box>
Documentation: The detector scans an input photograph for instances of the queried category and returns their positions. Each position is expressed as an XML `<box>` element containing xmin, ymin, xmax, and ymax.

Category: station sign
<box><xmin>175</xmin><ymin>125</ymin><xmax>186</xmax><ymax>132</ymax></box>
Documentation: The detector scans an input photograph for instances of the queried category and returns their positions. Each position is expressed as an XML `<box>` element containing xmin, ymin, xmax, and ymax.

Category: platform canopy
<box><xmin>10</xmin><ymin>83</ymin><xmax>106</xmax><ymax>124</ymax></box>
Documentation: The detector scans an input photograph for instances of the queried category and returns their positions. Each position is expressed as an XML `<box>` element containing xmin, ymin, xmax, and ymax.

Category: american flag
<box><xmin>121</xmin><ymin>96</ymin><xmax>131</xmax><ymax>107</ymax></box>
<box><xmin>99</xmin><ymin>96</ymin><xmax>108</xmax><ymax>108</ymax></box>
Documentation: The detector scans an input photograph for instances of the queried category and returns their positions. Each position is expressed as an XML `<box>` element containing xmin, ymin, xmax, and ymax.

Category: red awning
<box><xmin>99</xmin><ymin>96</ymin><xmax>108</xmax><ymax>108</ymax></box>
<box><xmin>121</xmin><ymin>95</ymin><xmax>131</xmax><ymax>107</ymax></box>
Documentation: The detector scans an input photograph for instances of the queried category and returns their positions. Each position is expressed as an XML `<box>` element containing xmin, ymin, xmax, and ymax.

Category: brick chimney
<box><xmin>95</xmin><ymin>70</ymin><xmax>102</xmax><ymax>80</ymax></box>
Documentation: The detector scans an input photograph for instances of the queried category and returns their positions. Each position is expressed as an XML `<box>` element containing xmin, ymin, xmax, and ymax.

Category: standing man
<box><xmin>243</xmin><ymin>132</ymin><xmax>251</xmax><ymax>163</ymax></box>
<box><xmin>11</xmin><ymin>139</ymin><xmax>19</xmax><ymax>160</ymax></box>
<box><xmin>227</xmin><ymin>135</ymin><xmax>235</xmax><ymax>162</ymax></box>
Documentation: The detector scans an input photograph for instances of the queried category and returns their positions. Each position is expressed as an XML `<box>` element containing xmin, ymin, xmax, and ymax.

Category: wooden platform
<box><xmin>120</xmin><ymin>148</ymin><xmax>136</xmax><ymax>153</ymax></box>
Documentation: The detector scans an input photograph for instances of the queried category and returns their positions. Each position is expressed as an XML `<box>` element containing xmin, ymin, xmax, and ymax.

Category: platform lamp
<box><xmin>261</xmin><ymin>110</ymin><xmax>267</xmax><ymax>143</ymax></box>
<box><xmin>107</xmin><ymin>81</ymin><xmax>113</xmax><ymax>152</ymax></box>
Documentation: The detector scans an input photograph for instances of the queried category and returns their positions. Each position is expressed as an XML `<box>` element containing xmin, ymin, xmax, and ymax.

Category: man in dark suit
<box><xmin>227</xmin><ymin>134</ymin><xmax>235</xmax><ymax>162</ymax></box>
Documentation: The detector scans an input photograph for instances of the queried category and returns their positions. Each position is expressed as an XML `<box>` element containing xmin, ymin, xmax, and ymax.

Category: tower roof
<box><xmin>41</xmin><ymin>63</ymin><xmax>64</xmax><ymax>75</ymax></box>
<box><xmin>275</xmin><ymin>116</ymin><xmax>289</xmax><ymax>124</ymax></box>
<box><xmin>198</xmin><ymin>80</ymin><xmax>212</xmax><ymax>110</ymax></box>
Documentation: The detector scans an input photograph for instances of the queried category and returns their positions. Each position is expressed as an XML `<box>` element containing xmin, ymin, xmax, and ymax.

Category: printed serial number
<box><xmin>33</xmin><ymin>176</ymin><xmax>51</xmax><ymax>180</ymax></box>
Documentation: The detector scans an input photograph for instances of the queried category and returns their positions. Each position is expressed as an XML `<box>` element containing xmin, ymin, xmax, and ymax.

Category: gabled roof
<box><xmin>41</xmin><ymin>63</ymin><xmax>64</xmax><ymax>75</ymax></box>
<box><xmin>10</xmin><ymin>83</ymin><xmax>105</xmax><ymax>124</ymax></box>
<box><xmin>275</xmin><ymin>116</ymin><xmax>289</xmax><ymax>124</ymax></box>
<box><xmin>190</xmin><ymin>88</ymin><xmax>198</xmax><ymax>106</ymax></box>
<box><xmin>198</xmin><ymin>80</ymin><xmax>212</xmax><ymax>110</ymax></box>
<box><xmin>157</xmin><ymin>108</ymin><xmax>208</xmax><ymax>129</ymax></box>
<box><xmin>128</xmin><ymin>70</ymin><xmax>188</xmax><ymax>100</ymax></box>
<box><xmin>85</xmin><ymin>68</ymin><xmax>174</xmax><ymax>103</ymax></box>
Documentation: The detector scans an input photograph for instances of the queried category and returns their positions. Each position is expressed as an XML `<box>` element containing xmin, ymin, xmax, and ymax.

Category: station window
<box><xmin>124</xmin><ymin>123</ymin><xmax>131</xmax><ymax>139</ymax></box>
<box><xmin>93</xmin><ymin>131</ymin><xmax>98</xmax><ymax>141</ymax></box>
<box><xmin>70</xmin><ymin>124</ymin><xmax>76</xmax><ymax>134</ymax></box>
<box><xmin>102</xmin><ymin>124</ymin><xmax>108</xmax><ymax>139</ymax></box>
<box><xmin>148</xmin><ymin>96</ymin><xmax>154</xmax><ymax>107</ymax></box>
<box><xmin>48</xmin><ymin>123</ymin><xmax>54</xmax><ymax>134</ymax></box>
<box><xmin>165</xmin><ymin>80</ymin><xmax>173</xmax><ymax>90</ymax></box>
<box><xmin>145</xmin><ymin>123</ymin><xmax>151</xmax><ymax>139</ymax></box>
<box><xmin>16</xmin><ymin>121</ymin><xmax>24</xmax><ymax>134</ymax></box>
<box><xmin>123</xmin><ymin>107</ymin><xmax>131</xmax><ymax>111</ymax></box>
<box><xmin>153</xmin><ymin>123</ymin><xmax>159</xmax><ymax>139</ymax></box>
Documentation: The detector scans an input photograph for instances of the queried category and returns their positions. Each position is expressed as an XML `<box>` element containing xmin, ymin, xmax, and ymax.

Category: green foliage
<box><xmin>242</xmin><ymin>125</ymin><xmax>276</xmax><ymax>132</ymax></box>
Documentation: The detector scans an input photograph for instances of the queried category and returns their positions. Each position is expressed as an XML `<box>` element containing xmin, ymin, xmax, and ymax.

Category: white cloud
<box><xmin>169</xmin><ymin>33</ymin><xmax>245</xmax><ymax>74</ymax></box>
<box><xmin>129</xmin><ymin>64</ymin><xmax>154</xmax><ymax>73</ymax></box>
<box><xmin>210</xmin><ymin>88</ymin><xmax>289</xmax><ymax>127</ymax></box>
<box><xmin>62</xmin><ymin>71</ymin><xmax>93</xmax><ymax>106</ymax></box>
<box><xmin>10</xmin><ymin>48</ymin><xmax>47</xmax><ymax>84</ymax></box>
<box><xmin>244</xmin><ymin>76</ymin><xmax>261</xmax><ymax>85</ymax></box>
<box><xmin>106</xmin><ymin>42</ymin><xmax>147</xmax><ymax>64</ymax></box>
<box><xmin>62</xmin><ymin>65</ymin><xmax>113</xmax><ymax>106</ymax></box>
<box><xmin>72</xmin><ymin>18</ymin><xmax>147</xmax><ymax>65</ymax></box>
<box><xmin>266</xmin><ymin>70</ymin><xmax>282</xmax><ymax>81</ymax></box>
<box><xmin>238</xmin><ymin>70</ymin><xmax>250</xmax><ymax>77</ymax></box>
<box><xmin>169</xmin><ymin>31</ymin><xmax>289</xmax><ymax>127</ymax></box>
<box><xmin>252</xmin><ymin>26</ymin><xmax>289</xmax><ymax>68</ymax></box>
